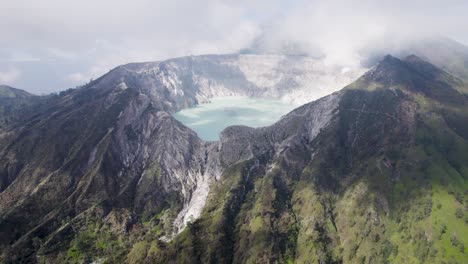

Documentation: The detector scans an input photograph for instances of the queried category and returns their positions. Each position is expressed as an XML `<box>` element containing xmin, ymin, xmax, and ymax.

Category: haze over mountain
<box><xmin>1</xmin><ymin>0</ymin><xmax>468</xmax><ymax>93</ymax></box>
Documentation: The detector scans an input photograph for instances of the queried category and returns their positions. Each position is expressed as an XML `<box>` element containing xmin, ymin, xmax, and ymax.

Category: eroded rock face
<box><xmin>113</xmin><ymin>54</ymin><xmax>365</xmax><ymax>107</ymax></box>
<box><xmin>84</xmin><ymin>54</ymin><xmax>364</xmax><ymax>236</ymax></box>
<box><xmin>217</xmin><ymin>92</ymin><xmax>342</xmax><ymax>167</ymax></box>
<box><xmin>0</xmin><ymin>54</ymin><xmax>365</xmax><ymax>253</ymax></box>
<box><xmin>0</xmin><ymin>54</ymin><xmax>362</xmax><ymax>252</ymax></box>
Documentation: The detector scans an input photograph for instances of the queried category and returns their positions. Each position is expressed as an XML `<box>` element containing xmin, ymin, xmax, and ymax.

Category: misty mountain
<box><xmin>0</xmin><ymin>52</ymin><xmax>467</xmax><ymax>263</ymax></box>
<box><xmin>406</xmin><ymin>37</ymin><xmax>468</xmax><ymax>81</ymax></box>
<box><xmin>249</xmin><ymin>35</ymin><xmax>468</xmax><ymax>84</ymax></box>
<box><xmin>366</xmin><ymin>37</ymin><xmax>468</xmax><ymax>82</ymax></box>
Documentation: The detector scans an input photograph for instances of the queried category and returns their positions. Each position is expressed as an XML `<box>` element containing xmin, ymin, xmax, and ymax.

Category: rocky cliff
<box><xmin>0</xmin><ymin>54</ymin><xmax>467</xmax><ymax>263</ymax></box>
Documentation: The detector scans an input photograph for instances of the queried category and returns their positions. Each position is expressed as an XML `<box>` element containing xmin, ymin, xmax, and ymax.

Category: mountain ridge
<box><xmin>152</xmin><ymin>55</ymin><xmax>467</xmax><ymax>263</ymax></box>
<box><xmin>0</xmin><ymin>55</ymin><xmax>467</xmax><ymax>263</ymax></box>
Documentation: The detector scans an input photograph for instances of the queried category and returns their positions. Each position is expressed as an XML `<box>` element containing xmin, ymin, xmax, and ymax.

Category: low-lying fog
<box><xmin>173</xmin><ymin>96</ymin><xmax>297</xmax><ymax>141</ymax></box>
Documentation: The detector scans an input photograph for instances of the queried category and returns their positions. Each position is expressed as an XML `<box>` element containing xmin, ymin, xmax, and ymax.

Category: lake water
<box><xmin>173</xmin><ymin>97</ymin><xmax>297</xmax><ymax>141</ymax></box>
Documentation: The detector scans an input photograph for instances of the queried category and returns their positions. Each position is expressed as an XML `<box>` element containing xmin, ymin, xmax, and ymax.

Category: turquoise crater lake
<box><xmin>173</xmin><ymin>97</ymin><xmax>297</xmax><ymax>141</ymax></box>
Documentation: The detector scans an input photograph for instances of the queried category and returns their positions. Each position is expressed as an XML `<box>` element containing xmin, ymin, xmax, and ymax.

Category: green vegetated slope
<box><xmin>143</xmin><ymin>56</ymin><xmax>467</xmax><ymax>263</ymax></box>
<box><xmin>1</xmin><ymin>55</ymin><xmax>467</xmax><ymax>264</ymax></box>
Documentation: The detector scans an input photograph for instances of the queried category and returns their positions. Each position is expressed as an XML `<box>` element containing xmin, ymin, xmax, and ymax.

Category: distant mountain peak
<box><xmin>348</xmin><ymin>54</ymin><xmax>467</xmax><ymax>106</ymax></box>
<box><xmin>403</xmin><ymin>54</ymin><xmax>424</xmax><ymax>62</ymax></box>
<box><xmin>358</xmin><ymin>54</ymin><xmax>445</xmax><ymax>86</ymax></box>
<box><xmin>352</xmin><ymin>54</ymin><xmax>414</xmax><ymax>89</ymax></box>
<box><xmin>0</xmin><ymin>85</ymin><xmax>33</xmax><ymax>99</ymax></box>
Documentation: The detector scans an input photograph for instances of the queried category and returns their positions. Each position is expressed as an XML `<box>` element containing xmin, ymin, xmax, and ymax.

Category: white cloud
<box><xmin>0</xmin><ymin>0</ymin><xmax>467</xmax><ymax>93</ymax></box>
<box><xmin>66</xmin><ymin>72</ymin><xmax>88</xmax><ymax>83</ymax></box>
<box><xmin>0</xmin><ymin>68</ymin><xmax>21</xmax><ymax>84</ymax></box>
<box><xmin>0</xmin><ymin>0</ymin><xmax>262</xmax><ymax>58</ymax></box>
<box><xmin>252</xmin><ymin>0</ymin><xmax>468</xmax><ymax>65</ymax></box>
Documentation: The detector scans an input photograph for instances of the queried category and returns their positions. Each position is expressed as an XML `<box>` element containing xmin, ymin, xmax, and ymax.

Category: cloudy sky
<box><xmin>1</xmin><ymin>0</ymin><xmax>467</xmax><ymax>94</ymax></box>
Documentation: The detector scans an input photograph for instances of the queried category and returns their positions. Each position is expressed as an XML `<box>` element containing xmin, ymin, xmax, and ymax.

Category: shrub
<box><xmin>455</xmin><ymin>208</ymin><xmax>463</xmax><ymax>219</ymax></box>
<box><xmin>440</xmin><ymin>223</ymin><xmax>447</xmax><ymax>235</ymax></box>
<box><xmin>423</xmin><ymin>198</ymin><xmax>432</xmax><ymax>217</ymax></box>
<box><xmin>127</xmin><ymin>241</ymin><xmax>149</xmax><ymax>264</ymax></box>
<box><xmin>450</xmin><ymin>233</ymin><xmax>459</xmax><ymax>247</ymax></box>
<box><xmin>454</xmin><ymin>192</ymin><xmax>463</xmax><ymax>203</ymax></box>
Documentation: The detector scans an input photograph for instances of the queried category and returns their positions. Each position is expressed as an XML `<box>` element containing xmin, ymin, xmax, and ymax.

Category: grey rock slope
<box><xmin>218</xmin><ymin>92</ymin><xmax>341</xmax><ymax>168</ymax></box>
<box><xmin>0</xmin><ymin>80</ymin><xmax>212</xmax><ymax>245</ymax></box>
<box><xmin>114</xmin><ymin>53</ymin><xmax>365</xmax><ymax>106</ymax></box>
<box><xmin>0</xmin><ymin>50</ymin><xmax>467</xmax><ymax>263</ymax></box>
<box><xmin>0</xmin><ymin>54</ymin><xmax>364</xmax><ymax>261</ymax></box>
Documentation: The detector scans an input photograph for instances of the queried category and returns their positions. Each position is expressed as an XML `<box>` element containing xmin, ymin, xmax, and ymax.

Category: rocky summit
<box><xmin>0</xmin><ymin>52</ymin><xmax>467</xmax><ymax>264</ymax></box>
